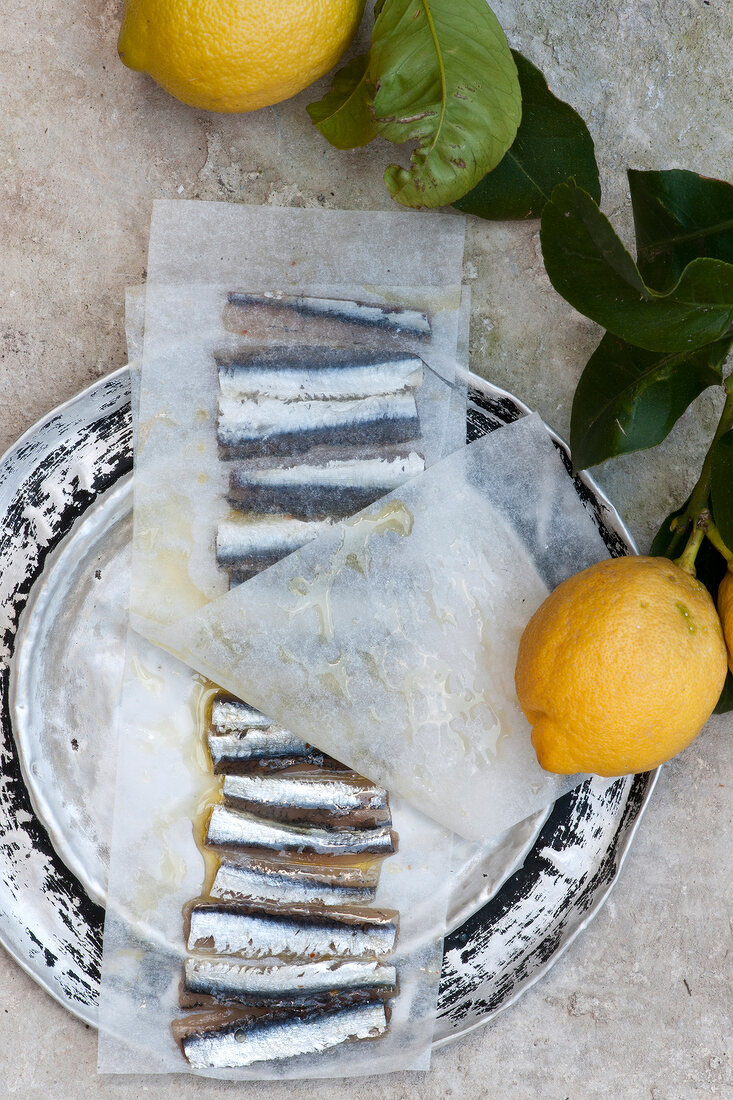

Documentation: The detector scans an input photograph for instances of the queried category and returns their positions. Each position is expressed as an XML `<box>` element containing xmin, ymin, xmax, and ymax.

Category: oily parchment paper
<box><xmin>131</xmin><ymin>202</ymin><xmax>469</xmax><ymax>640</ymax></box>
<box><xmin>97</xmin><ymin>631</ymin><xmax>453</xmax><ymax>1078</ymax></box>
<box><xmin>154</xmin><ymin>415</ymin><xmax>610</xmax><ymax>842</ymax></box>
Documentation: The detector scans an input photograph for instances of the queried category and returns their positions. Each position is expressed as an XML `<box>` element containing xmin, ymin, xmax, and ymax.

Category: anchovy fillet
<box><xmin>222</xmin><ymin>772</ymin><xmax>390</xmax><ymax>828</ymax></box>
<box><xmin>216</xmin><ymin>348</ymin><xmax>424</xmax><ymax>401</ymax></box>
<box><xmin>217</xmin><ymin>393</ymin><xmax>420</xmax><ymax>458</ymax></box>
<box><xmin>180</xmin><ymin>957</ymin><xmax>397</xmax><ymax>1009</ymax></box>
<box><xmin>206</xmin><ymin>803</ymin><xmax>397</xmax><ymax>858</ymax></box>
<box><xmin>208</xmin><ymin>726</ymin><xmax>342</xmax><ymax>775</ymax></box>
<box><xmin>186</xmin><ymin>899</ymin><xmax>399</xmax><ymax>960</ymax></box>
<box><xmin>175</xmin><ymin>1001</ymin><xmax>389</xmax><ymax>1068</ymax></box>
<box><xmin>226</xmin><ymin>292</ymin><xmax>431</xmax><ymax>337</ymax></box>
<box><xmin>228</xmin><ymin>450</ymin><xmax>425</xmax><ymax>518</ymax></box>
<box><xmin>209</xmin><ymin>724</ymin><xmax>309</xmax><ymax>766</ymax></box>
<box><xmin>216</xmin><ymin>514</ymin><xmax>334</xmax><ymax>571</ymax></box>
<box><xmin>210</xmin><ymin>857</ymin><xmax>378</xmax><ymax>906</ymax></box>
<box><xmin>211</xmin><ymin>698</ymin><xmax>271</xmax><ymax>732</ymax></box>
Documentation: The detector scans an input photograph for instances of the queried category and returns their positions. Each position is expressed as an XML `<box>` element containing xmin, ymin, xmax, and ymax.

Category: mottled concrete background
<box><xmin>1</xmin><ymin>1</ymin><xmax>731</xmax><ymax>1095</ymax></box>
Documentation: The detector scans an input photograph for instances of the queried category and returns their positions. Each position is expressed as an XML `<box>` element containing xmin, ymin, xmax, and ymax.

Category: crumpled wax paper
<box><xmin>130</xmin><ymin>202</ymin><xmax>470</xmax><ymax>642</ymax></box>
<box><xmin>97</xmin><ymin>630</ymin><xmax>454</xmax><ymax>1078</ymax></box>
<box><xmin>154</xmin><ymin>415</ymin><xmax>611</xmax><ymax>842</ymax></box>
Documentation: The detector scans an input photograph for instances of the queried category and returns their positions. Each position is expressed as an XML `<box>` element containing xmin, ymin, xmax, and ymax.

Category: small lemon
<box><xmin>515</xmin><ymin>556</ymin><xmax>727</xmax><ymax>776</ymax></box>
<box><xmin>716</xmin><ymin>568</ymin><xmax>733</xmax><ymax>673</ymax></box>
<box><xmin>118</xmin><ymin>0</ymin><xmax>365</xmax><ymax>113</ymax></box>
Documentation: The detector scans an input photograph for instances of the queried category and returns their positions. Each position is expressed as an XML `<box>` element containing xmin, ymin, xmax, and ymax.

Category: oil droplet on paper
<box><xmin>287</xmin><ymin>500</ymin><xmax>413</xmax><ymax>644</ymax></box>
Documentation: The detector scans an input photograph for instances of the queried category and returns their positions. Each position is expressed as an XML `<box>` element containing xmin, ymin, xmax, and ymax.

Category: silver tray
<box><xmin>0</xmin><ymin>366</ymin><xmax>657</xmax><ymax>1045</ymax></box>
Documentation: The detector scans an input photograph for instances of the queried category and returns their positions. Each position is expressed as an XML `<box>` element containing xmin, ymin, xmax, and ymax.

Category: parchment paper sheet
<box><xmin>130</xmin><ymin>202</ymin><xmax>470</xmax><ymax>639</ymax></box>
<box><xmin>155</xmin><ymin>415</ymin><xmax>610</xmax><ymax>841</ymax></box>
<box><xmin>98</xmin><ymin>630</ymin><xmax>454</xmax><ymax>1078</ymax></box>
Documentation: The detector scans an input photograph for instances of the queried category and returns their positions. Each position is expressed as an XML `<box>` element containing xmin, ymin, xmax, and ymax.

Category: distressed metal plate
<box><xmin>11</xmin><ymin>477</ymin><xmax>131</xmax><ymax>908</ymax></box>
<box><xmin>0</xmin><ymin>366</ymin><xmax>656</xmax><ymax>1040</ymax></box>
<box><xmin>0</xmin><ymin>370</ymin><xmax>130</xmax><ymax>1020</ymax></box>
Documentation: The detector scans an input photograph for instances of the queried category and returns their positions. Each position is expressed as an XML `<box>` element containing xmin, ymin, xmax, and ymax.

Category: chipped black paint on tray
<box><xmin>437</xmin><ymin>773</ymin><xmax>654</xmax><ymax>1035</ymax></box>
<box><xmin>0</xmin><ymin>367</ymin><xmax>656</xmax><ymax>1039</ymax></box>
<box><xmin>0</xmin><ymin>372</ymin><xmax>131</xmax><ymax>1016</ymax></box>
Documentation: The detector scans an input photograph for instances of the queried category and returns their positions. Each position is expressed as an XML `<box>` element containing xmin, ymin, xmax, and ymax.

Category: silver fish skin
<box><xmin>186</xmin><ymin>898</ymin><xmax>399</xmax><ymax>961</ymax></box>
<box><xmin>211</xmin><ymin>698</ymin><xmax>271</xmax><ymax>732</ymax></box>
<box><xmin>228</xmin><ymin>450</ymin><xmax>425</xmax><ymax>518</ymax></box>
<box><xmin>176</xmin><ymin>1001</ymin><xmax>388</xmax><ymax>1068</ymax></box>
<box><xmin>226</xmin><ymin>292</ymin><xmax>431</xmax><ymax>337</ymax></box>
<box><xmin>213</xmin><ymin>851</ymin><xmax>381</xmax><ymax>888</ymax></box>
<box><xmin>216</xmin><ymin>514</ymin><xmax>334</xmax><ymax>570</ymax></box>
<box><xmin>206</xmin><ymin>803</ymin><xmax>398</xmax><ymax>858</ymax></box>
<box><xmin>181</xmin><ymin>957</ymin><xmax>397</xmax><ymax>1008</ymax></box>
<box><xmin>207</xmin><ymin>727</ymin><xmax>342</xmax><ymax>775</ymax></box>
<box><xmin>222</xmin><ymin>772</ymin><xmax>390</xmax><ymax>828</ymax></box>
<box><xmin>210</xmin><ymin>858</ymin><xmax>378</xmax><ymax>907</ymax></box>
<box><xmin>217</xmin><ymin>392</ymin><xmax>420</xmax><ymax>458</ymax></box>
<box><xmin>216</xmin><ymin>348</ymin><xmax>423</xmax><ymax>401</ymax></box>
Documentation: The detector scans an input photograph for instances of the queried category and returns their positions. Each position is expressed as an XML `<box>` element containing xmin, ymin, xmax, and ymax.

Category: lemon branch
<box><xmin>676</xmin><ymin>520</ymin><xmax>706</xmax><ymax>575</ymax></box>
<box><xmin>673</xmin><ymin>386</ymin><xmax>733</xmax><ymax>574</ymax></box>
<box><xmin>706</xmin><ymin>518</ymin><xmax>733</xmax><ymax>564</ymax></box>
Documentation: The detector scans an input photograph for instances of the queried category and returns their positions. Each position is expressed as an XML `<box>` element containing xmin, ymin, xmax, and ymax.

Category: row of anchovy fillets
<box><xmin>172</xmin><ymin>294</ymin><xmax>432</xmax><ymax>1069</ymax></box>
<box><xmin>213</xmin><ymin>293</ymin><xmax>430</xmax><ymax>585</ymax></box>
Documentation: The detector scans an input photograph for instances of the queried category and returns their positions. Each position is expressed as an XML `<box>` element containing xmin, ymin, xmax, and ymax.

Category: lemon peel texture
<box><xmin>118</xmin><ymin>0</ymin><xmax>364</xmax><ymax>113</ymax></box>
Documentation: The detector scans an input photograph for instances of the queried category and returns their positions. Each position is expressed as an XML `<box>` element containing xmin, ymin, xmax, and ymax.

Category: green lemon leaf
<box><xmin>454</xmin><ymin>51</ymin><xmax>600</xmax><ymax>220</ymax></box>
<box><xmin>570</xmin><ymin>334</ymin><xmax>730</xmax><ymax>470</ymax></box>
<box><xmin>691</xmin><ymin>536</ymin><xmax>727</xmax><ymax>599</ymax></box>
<box><xmin>630</xmin><ymin>169</ymin><xmax>733</xmax><ymax>292</ymax></box>
<box><xmin>650</xmin><ymin>498</ymin><xmax>692</xmax><ymax>560</ymax></box>
<box><xmin>710</xmin><ymin>428</ymin><xmax>733</xmax><ymax>551</ymax></box>
<box><xmin>713</xmin><ymin>671</ymin><xmax>733</xmax><ymax>714</ymax></box>
<box><xmin>307</xmin><ymin>54</ymin><xmax>376</xmax><ymax>150</ymax></box>
<box><xmin>370</xmin><ymin>0</ymin><xmax>521</xmax><ymax>208</ymax></box>
<box><xmin>541</xmin><ymin>180</ymin><xmax>733</xmax><ymax>353</ymax></box>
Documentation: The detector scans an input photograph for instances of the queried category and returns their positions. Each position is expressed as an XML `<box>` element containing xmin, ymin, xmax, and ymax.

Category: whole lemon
<box><xmin>118</xmin><ymin>0</ymin><xmax>365</xmax><ymax>113</ymax></box>
<box><xmin>515</xmin><ymin>556</ymin><xmax>727</xmax><ymax>776</ymax></box>
<box><xmin>716</xmin><ymin>568</ymin><xmax>733</xmax><ymax>673</ymax></box>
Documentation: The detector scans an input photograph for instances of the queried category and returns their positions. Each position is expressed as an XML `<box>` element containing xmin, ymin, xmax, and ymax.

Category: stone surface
<box><xmin>1</xmin><ymin>0</ymin><xmax>732</xmax><ymax>1095</ymax></box>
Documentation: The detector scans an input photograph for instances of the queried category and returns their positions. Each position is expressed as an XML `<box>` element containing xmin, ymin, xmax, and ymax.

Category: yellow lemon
<box><xmin>118</xmin><ymin>0</ymin><xmax>364</xmax><ymax>113</ymax></box>
<box><xmin>716</xmin><ymin>568</ymin><xmax>733</xmax><ymax>674</ymax></box>
<box><xmin>515</xmin><ymin>556</ymin><xmax>727</xmax><ymax>776</ymax></box>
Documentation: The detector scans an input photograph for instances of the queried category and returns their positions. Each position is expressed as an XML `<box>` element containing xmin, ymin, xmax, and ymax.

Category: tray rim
<box><xmin>0</xmin><ymin>364</ymin><xmax>657</xmax><ymax>1044</ymax></box>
